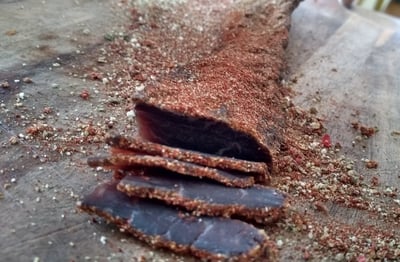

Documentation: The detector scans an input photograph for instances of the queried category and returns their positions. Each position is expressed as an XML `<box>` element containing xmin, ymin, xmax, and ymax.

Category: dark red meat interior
<box><xmin>135</xmin><ymin>103</ymin><xmax>272</xmax><ymax>165</ymax></box>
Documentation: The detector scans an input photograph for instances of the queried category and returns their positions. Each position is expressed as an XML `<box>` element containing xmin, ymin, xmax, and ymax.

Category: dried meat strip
<box><xmin>87</xmin><ymin>154</ymin><xmax>255</xmax><ymax>188</ymax></box>
<box><xmin>106</xmin><ymin>135</ymin><xmax>270</xmax><ymax>183</ymax></box>
<box><xmin>117</xmin><ymin>171</ymin><xmax>287</xmax><ymax>224</ymax></box>
<box><xmin>78</xmin><ymin>181</ymin><xmax>276</xmax><ymax>261</ymax></box>
<box><xmin>133</xmin><ymin>0</ymin><xmax>301</xmax><ymax>173</ymax></box>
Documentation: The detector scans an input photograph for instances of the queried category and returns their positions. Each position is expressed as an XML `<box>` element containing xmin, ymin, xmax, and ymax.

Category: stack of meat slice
<box><xmin>78</xmin><ymin>0</ymin><xmax>301</xmax><ymax>260</ymax></box>
<box><xmin>79</xmin><ymin>135</ymin><xmax>287</xmax><ymax>261</ymax></box>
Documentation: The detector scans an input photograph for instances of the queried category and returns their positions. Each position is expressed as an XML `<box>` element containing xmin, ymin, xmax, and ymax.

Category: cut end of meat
<box><xmin>135</xmin><ymin>102</ymin><xmax>273</xmax><ymax>168</ymax></box>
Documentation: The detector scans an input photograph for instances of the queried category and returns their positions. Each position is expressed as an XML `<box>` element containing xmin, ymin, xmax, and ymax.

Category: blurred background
<box><xmin>352</xmin><ymin>0</ymin><xmax>400</xmax><ymax>16</ymax></box>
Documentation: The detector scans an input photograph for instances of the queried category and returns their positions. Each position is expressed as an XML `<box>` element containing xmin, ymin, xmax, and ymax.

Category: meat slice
<box><xmin>87</xmin><ymin>154</ymin><xmax>255</xmax><ymax>188</ymax></box>
<box><xmin>117</xmin><ymin>171</ymin><xmax>287</xmax><ymax>224</ymax></box>
<box><xmin>78</xmin><ymin>182</ymin><xmax>276</xmax><ymax>261</ymax></box>
<box><xmin>106</xmin><ymin>135</ymin><xmax>269</xmax><ymax>181</ymax></box>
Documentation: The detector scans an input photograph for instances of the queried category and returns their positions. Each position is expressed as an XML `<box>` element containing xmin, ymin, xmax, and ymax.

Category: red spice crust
<box><xmin>136</xmin><ymin>0</ymin><xmax>301</xmax><ymax>165</ymax></box>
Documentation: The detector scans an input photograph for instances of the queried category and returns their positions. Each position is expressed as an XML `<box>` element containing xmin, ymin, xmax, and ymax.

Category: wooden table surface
<box><xmin>288</xmin><ymin>0</ymin><xmax>400</xmax><ymax>189</ymax></box>
<box><xmin>1</xmin><ymin>0</ymin><xmax>399</xmax><ymax>261</ymax></box>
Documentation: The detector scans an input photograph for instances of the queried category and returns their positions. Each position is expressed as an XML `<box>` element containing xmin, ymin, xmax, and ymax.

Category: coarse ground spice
<box><xmin>77</xmin><ymin>0</ymin><xmax>400</xmax><ymax>260</ymax></box>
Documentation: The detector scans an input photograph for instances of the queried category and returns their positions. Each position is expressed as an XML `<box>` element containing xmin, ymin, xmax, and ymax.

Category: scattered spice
<box><xmin>9</xmin><ymin>136</ymin><xmax>19</xmax><ymax>145</ymax></box>
<box><xmin>303</xmin><ymin>249</ymin><xmax>312</xmax><ymax>260</ymax></box>
<box><xmin>89</xmin><ymin>72</ymin><xmax>103</xmax><ymax>81</ymax></box>
<box><xmin>321</xmin><ymin>134</ymin><xmax>332</xmax><ymax>148</ymax></box>
<box><xmin>370</xmin><ymin>176</ymin><xmax>379</xmax><ymax>186</ymax></box>
<box><xmin>25</xmin><ymin>123</ymin><xmax>53</xmax><ymax>137</ymax></box>
<box><xmin>0</xmin><ymin>81</ymin><xmax>10</xmax><ymax>88</ymax></box>
<box><xmin>80</xmin><ymin>90</ymin><xmax>90</xmax><ymax>100</ymax></box>
<box><xmin>365</xmin><ymin>160</ymin><xmax>378</xmax><ymax>169</ymax></box>
<box><xmin>309</xmin><ymin>107</ymin><xmax>318</xmax><ymax>114</ymax></box>
<box><xmin>352</xmin><ymin>121</ymin><xmax>377</xmax><ymax>137</ymax></box>
<box><xmin>22</xmin><ymin>77</ymin><xmax>33</xmax><ymax>83</ymax></box>
<box><xmin>391</xmin><ymin>130</ymin><xmax>400</xmax><ymax>136</ymax></box>
<box><xmin>42</xmin><ymin>107</ymin><xmax>53</xmax><ymax>114</ymax></box>
<box><xmin>5</xmin><ymin>29</ymin><xmax>17</xmax><ymax>36</ymax></box>
<box><xmin>360</xmin><ymin>126</ymin><xmax>376</xmax><ymax>137</ymax></box>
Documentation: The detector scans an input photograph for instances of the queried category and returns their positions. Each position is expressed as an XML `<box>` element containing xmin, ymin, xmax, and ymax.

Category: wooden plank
<box><xmin>290</xmin><ymin>0</ymin><xmax>400</xmax><ymax>186</ymax></box>
<box><xmin>1</xmin><ymin>0</ymin><xmax>399</xmax><ymax>261</ymax></box>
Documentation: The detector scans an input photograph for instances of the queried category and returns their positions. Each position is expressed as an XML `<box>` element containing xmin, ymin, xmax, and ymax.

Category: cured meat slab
<box><xmin>134</xmin><ymin>0</ymin><xmax>301</xmax><ymax>168</ymax></box>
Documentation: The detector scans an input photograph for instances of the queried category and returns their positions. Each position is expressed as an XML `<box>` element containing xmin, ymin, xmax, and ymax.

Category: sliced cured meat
<box><xmin>117</xmin><ymin>171</ymin><xmax>287</xmax><ymax>224</ymax></box>
<box><xmin>88</xmin><ymin>154</ymin><xmax>255</xmax><ymax>188</ymax></box>
<box><xmin>78</xmin><ymin>182</ymin><xmax>275</xmax><ymax>261</ymax></box>
<box><xmin>106</xmin><ymin>135</ymin><xmax>269</xmax><ymax>180</ymax></box>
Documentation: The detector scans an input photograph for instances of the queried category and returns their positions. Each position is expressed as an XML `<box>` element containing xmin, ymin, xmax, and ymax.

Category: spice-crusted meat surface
<box><xmin>134</xmin><ymin>0</ymin><xmax>301</xmax><ymax>164</ymax></box>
